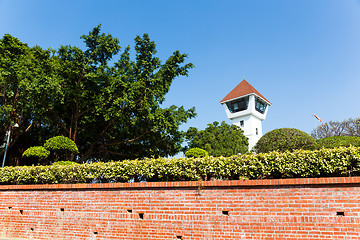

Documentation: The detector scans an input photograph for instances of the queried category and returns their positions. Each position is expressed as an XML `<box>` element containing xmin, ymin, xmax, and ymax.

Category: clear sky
<box><xmin>1</xmin><ymin>0</ymin><xmax>360</xmax><ymax>137</ymax></box>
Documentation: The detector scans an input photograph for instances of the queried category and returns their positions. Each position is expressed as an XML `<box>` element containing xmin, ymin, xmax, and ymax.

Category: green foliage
<box><xmin>316</xmin><ymin>136</ymin><xmax>360</xmax><ymax>149</ymax></box>
<box><xmin>2</xmin><ymin>146</ymin><xmax>359</xmax><ymax>185</ymax></box>
<box><xmin>0</xmin><ymin>34</ymin><xmax>56</xmax><ymax>165</ymax></box>
<box><xmin>44</xmin><ymin>136</ymin><xmax>79</xmax><ymax>153</ymax></box>
<box><xmin>254</xmin><ymin>128</ymin><xmax>316</xmax><ymax>153</ymax></box>
<box><xmin>22</xmin><ymin>146</ymin><xmax>50</xmax><ymax>160</ymax></box>
<box><xmin>52</xmin><ymin>161</ymin><xmax>79</xmax><ymax>166</ymax></box>
<box><xmin>185</xmin><ymin>121</ymin><xmax>248</xmax><ymax>157</ymax></box>
<box><xmin>185</xmin><ymin>148</ymin><xmax>209</xmax><ymax>158</ymax></box>
<box><xmin>0</xmin><ymin>25</ymin><xmax>195</xmax><ymax>165</ymax></box>
<box><xmin>22</xmin><ymin>136</ymin><xmax>79</xmax><ymax>164</ymax></box>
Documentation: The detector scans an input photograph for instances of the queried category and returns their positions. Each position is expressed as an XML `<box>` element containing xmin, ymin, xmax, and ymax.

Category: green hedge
<box><xmin>0</xmin><ymin>146</ymin><xmax>360</xmax><ymax>185</ymax></box>
<box><xmin>316</xmin><ymin>136</ymin><xmax>360</xmax><ymax>149</ymax></box>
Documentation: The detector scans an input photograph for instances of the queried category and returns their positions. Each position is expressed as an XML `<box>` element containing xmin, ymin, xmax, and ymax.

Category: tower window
<box><xmin>255</xmin><ymin>97</ymin><xmax>266</xmax><ymax>114</ymax></box>
<box><xmin>226</xmin><ymin>96</ymin><xmax>249</xmax><ymax>113</ymax></box>
<box><xmin>256</xmin><ymin>128</ymin><xmax>258</xmax><ymax>135</ymax></box>
<box><xmin>240</xmin><ymin>120</ymin><xmax>244</xmax><ymax>127</ymax></box>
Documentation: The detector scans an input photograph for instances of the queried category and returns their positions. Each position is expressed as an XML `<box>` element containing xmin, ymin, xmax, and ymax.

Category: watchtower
<box><xmin>220</xmin><ymin>79</ymin><xmax>271</xmax><ymax>150</ymax></box>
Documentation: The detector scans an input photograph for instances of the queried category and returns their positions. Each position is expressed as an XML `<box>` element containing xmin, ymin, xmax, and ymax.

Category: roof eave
<box><xmin>220</xmin><ymin>93</ymin><xmax>272</xmax><ymax>106</ymax></box>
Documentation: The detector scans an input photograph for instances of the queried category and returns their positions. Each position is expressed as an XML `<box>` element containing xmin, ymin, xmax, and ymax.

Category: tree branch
<box><xmin>49</xmin><ymin>108</ymin><xmax>70</xmax><ymax>134</ymax></box>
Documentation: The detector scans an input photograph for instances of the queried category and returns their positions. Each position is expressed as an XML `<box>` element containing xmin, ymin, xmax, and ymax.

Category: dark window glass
<box><xmin>226</xmin><ymin>97</ymin><xmax>249</xmax><ymax>113</ymax></box>
<box><xmin>240</xmin><ymin>120</ymin><xmax>244</xmax><ymax>127</ymax></box>
<box><xmin>255</xmin><ymin>97</ymin><xmax>266</xmax><ymax>114</ymax></box>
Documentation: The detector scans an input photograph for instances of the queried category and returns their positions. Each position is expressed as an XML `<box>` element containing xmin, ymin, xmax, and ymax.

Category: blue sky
<box><xmin>1</xmin><ymin>0</ymin><xmax>360</xmax><ymax>137</ymax></box>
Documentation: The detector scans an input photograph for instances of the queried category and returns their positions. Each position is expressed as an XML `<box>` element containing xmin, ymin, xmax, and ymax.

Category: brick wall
<box><xmin>0</xmin><ymin>177</ymin><xmax>359</xmax><ymax>239</ymax></box>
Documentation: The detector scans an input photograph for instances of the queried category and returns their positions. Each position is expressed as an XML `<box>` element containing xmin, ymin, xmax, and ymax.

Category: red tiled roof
<box><xmin>220</xmin><ymin>79</ymin><xmax>271</xmax><ymax>104</ymax></box>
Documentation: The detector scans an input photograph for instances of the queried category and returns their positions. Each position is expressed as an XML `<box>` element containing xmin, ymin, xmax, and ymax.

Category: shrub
<box><xmin>185</xmin><ymin>148</ymin><xmax>209</xmax><ymax>158</ymax></box>
<box><xmin>52</xmin><ymin>161</ymin><xmax>80</xmax><ymax>166</ymax></box>
<box><xmin>254</xmin><ymin>128</ymin><xmax>316</xmax><ymax>153</ymax></box>
<box><xmin>22</xmin><ymin>146</ymin><xmax>50</xmax><ymax>160</ymax></box>
<box><xmin>316</xmin><ymin>136</ymin><xmax>360</xmax><ymax>149</ymax></box>
<box><xmin>23</xmin><ymin>136</ymin><xmax>79</xmax><ymax>165</ymax></box>
<box><xmin>44</xmin><ymin>136</ymin><xmax>79</xmax><ymax>153</ymax></box>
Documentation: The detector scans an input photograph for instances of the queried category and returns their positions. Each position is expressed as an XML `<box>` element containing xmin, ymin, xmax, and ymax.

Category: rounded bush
<box><xmin>316</xmin><ymin>136</ymin><xmax>360</xmax><ymax>149</ymax></box>
<box><xmin>254</xmin><ymin>128</ymin><xmax>316</xmax><ymax>153</ymax></box>
<box><xmin>185</xmin><ymin>148</ymin><xmax>209</xmax><ymax>158</ymax></box>
<box><xmin>22</xmin><ymin>146</ymin><xmax>50</xmax><ymax>160</ymax></box>
<box><xmin>44</xmin><ymin>136</ymin><xmax>79</xmax><ymax>154</ymax></box>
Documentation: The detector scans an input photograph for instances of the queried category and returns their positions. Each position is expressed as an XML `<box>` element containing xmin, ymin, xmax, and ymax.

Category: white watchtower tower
<box><xmin>220</xmin><ymin>79</ymin><xmax>271</xmax><ymax>151</ymax></box>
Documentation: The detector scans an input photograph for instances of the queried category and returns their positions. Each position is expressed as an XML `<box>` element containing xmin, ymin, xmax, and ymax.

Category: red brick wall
<box><xmin>0</xmin><ymin>177</ymin><xmax>359</xmax><ymax>240</ymax></box>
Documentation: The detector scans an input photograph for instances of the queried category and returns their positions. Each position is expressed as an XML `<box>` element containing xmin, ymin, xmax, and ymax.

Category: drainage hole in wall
<box><xmin>60</xmin><ymin>208</ymin><xmax>64</xmax><ymax>212</ymax></box>
<box><xmin>127</xmin><ymin>209</ymin><xmax>132</xmax><ymax>213</ymax></box>
<box><xmin>30</xmin><ymin>228</ymin><xmax>34</xmax><ymax>231</ymax></box>
<box><xmin>337</xmin><ymin>211</ymin><xmax>345</xmax><ymax>216</ymax></box>
<box><xmin>93</xmin><ymin>232</ymin><xmax>98</xmax><ymax>235</ymax></box>
<box><xmin>222</xmin><ymin>210</ymin><xmax>229</xmax><ymax>215</ymax></box>
<box><xmin>176</xmin><ymin>236</ymin><xmax>183</xmax><ymax>239</ymax></box>
<box><xmin>138</xmin><ymin>213</ymin><xmax>144</xmax><ymax>219</ymax></box>
<box><xmin>8</xmin><ymin>207</ymin><xmax>12</xmax><ymax>209</ymax></box>
<box><xmin>19</xmin><ymin>210</ymin><xmax>23</xmax><ymax>215</ymax></box>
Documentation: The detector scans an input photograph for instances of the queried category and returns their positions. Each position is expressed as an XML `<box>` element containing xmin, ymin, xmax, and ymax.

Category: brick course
<box><xmin>0</xmin><ymin>177</ymin><xmax>359</xmax><ymax>239</ymax></box>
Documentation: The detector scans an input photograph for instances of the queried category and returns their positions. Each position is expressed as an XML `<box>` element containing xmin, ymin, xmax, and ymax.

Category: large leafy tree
<box><xmin>185</xmin><ymin>121</ymin><xmax>248</xmax><ymax>157</ymax></box>
<box><xmin>0</xmin><ymin>34</ymin><xmax>56</xmax><ymax>165</ymax></box>
<box><xmin>0</xmin><ymin>25</ymin><xmax>195</xmax><ymax>165</ymax></box>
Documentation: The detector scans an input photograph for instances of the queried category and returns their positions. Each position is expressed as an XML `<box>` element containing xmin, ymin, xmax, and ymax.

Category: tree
<box><xmin>0</xmin><ymin>33</ymin><xmax>56</xmax><ymax>165</ymax></box>
<box><xmin>311</xmin><ymin>117</ymin><xmax>360</xmax><ymax>140</ymax></box>
<box><xmin>0</xmin><ymin>25</ymin><xmax>195</xmax><ymax>165</ymax></box>
<box><xmin>184</xmin><ymin>121</ymin><xmax>248</xmax><ymax>157</ymax></box>
<box><xmin>254</xmin><ymin>128</ymin><xmax>317</xmax><ymax>153</ymax></box>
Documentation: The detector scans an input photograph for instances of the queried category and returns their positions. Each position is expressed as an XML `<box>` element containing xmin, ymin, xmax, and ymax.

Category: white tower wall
<box><xmin>221</xmin><ymin>94</ymin><xmax>270</xmax><ymax>151</ymax></box>
<box><xmin>232</xmin><ymin>115</ymin><xmax>262</xmax><ymax>150</ymax></box>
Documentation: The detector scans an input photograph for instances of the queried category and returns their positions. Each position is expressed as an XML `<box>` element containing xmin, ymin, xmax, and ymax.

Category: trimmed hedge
<box><xmin>0</xmin><ymin>146</ymin><xmax>360</xmax><ymax>185</ymax></box>
<box><xmin>52</xmin><ymin>161</ymin><xmax>80</xmax><ymax>166</ymax></box>
<box><xmin>316</xmin><ymin>136</ymin><xmax>360</xmax><ymax>149</ymax></box>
